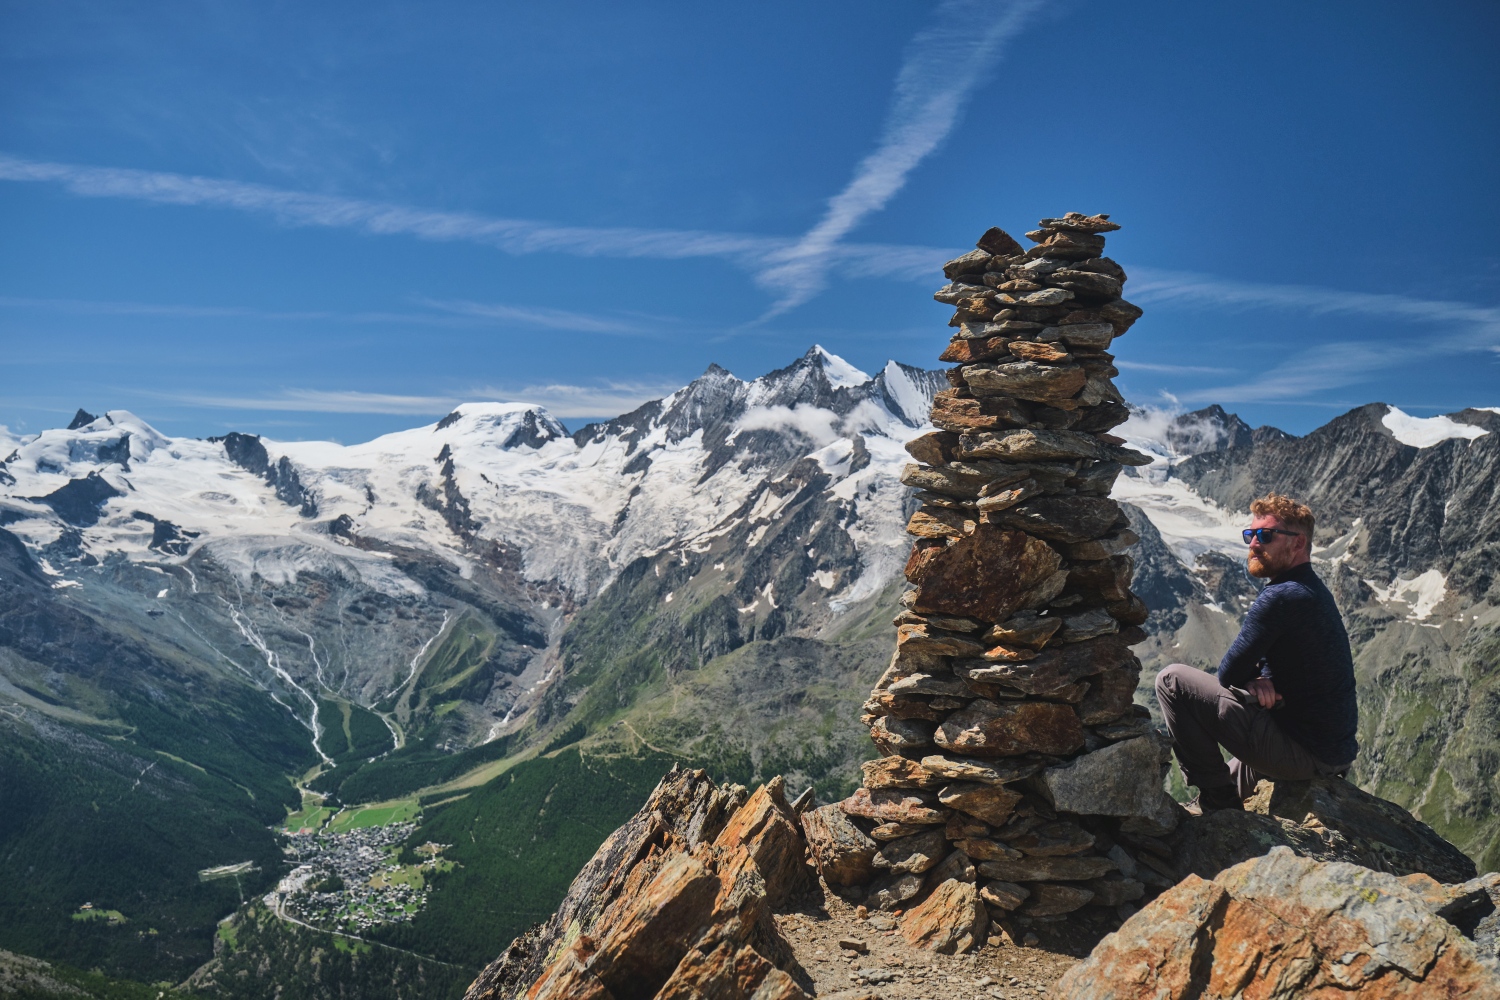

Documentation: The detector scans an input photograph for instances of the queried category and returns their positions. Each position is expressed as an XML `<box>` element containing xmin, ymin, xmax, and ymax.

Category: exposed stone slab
<box><xmin>934</xmin><ymin>699</ymin><xmax>1085</xmax><ymax>757</ymax></box>
<box><xmin>904</xmin><ymin>523</ymin><xmax>1062</xmax><ymax>623</ymax></box>
<box><xmin>1058</xmin><ymin>849</ymin><xmax>1500</xmax><ymax>999</ymax></box>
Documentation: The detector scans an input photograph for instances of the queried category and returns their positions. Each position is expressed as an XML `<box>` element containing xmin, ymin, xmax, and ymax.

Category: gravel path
<box><xmin>773</xmin><ymin>881</ymin><xmax>1110</xmax><ymax>999</ymax></box>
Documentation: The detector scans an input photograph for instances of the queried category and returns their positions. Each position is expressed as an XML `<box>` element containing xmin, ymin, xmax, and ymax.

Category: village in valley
<box><xmin>264</xmin><ymin>794</ymin><xmax>453</xmax><ymax>936</ymax></box>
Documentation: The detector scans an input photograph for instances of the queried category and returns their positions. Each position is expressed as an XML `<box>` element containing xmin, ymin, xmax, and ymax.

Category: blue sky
<box><xmin>2</xmin><ymin>1</ymin><xmax>1497</xmax><ymax>442</ymax></box>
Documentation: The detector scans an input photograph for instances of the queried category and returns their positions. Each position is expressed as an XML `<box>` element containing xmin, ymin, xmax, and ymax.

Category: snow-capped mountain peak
<box><xmin>810</xmin><ymin>345</ymin><xmax>870</xmax><ymax>389</ymax></box>
<box><xmin>1380</xmin><ymin>405</ymin><xmax>1490</xmax><ymax>448</ymax></box>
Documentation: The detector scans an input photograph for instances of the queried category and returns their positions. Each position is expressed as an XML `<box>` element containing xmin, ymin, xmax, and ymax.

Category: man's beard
<box><xmin>1247</xmin><ymin>553</ymin><xmax>1273</xmax><ymax>578</ymax></box>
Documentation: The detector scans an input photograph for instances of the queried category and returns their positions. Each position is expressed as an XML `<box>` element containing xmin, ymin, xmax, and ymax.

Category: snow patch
<box><xmin>1366</xmin><ymin>569</ymin><xmax>1448</xmax><ymax>621</ymax></box>
<box><xmin>1381</xmin><ymin>406</ymin><xmax>1489</xmax><ymax>448</ymax></box>
<box><xmin>1110</xmin><ymin>473</ymin><xmax>1246</xmax><ymax>565</ymax></box>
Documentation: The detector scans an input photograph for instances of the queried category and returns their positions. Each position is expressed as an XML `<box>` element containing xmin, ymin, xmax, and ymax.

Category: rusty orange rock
<box><xmin>904</xmin><ymin>523</ymin><xmax>1062</xmax><ymax>623</ymax></box>
<box><xmin>1055</xmin><ymin>848</ymin><xmax>1500</xmax><ymax>999</ymax></box>
<box><xmin>934</xmin><ymin>699</ymin><xmax>1084</xmax><ymax>757</ymax></box>
<box><xmin>839</xmin><ymin>786</ymin><xmax>948</xmax><ymax>825</ymax></box>
<box><xmin>899</xmin><ymin>878</ymin><xmax>989</xmax><ymax>954</ymax></box>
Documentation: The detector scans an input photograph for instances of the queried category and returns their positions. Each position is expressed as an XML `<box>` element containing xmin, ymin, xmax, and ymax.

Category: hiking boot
<box><xmin>1188</xmin><ymin>785</ymin><xmax>1244</xmax><ymax>814</ymax></box>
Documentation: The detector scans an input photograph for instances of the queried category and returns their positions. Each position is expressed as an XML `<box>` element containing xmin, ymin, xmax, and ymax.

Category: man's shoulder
<box><xmin>1259</xmin><ymin>567</ymin><xmax>1328</xmax><ymax>607</ymax></box>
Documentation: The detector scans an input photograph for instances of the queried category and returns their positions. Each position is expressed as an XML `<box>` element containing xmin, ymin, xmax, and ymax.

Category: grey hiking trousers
<box><xmin>1155</xmin><ymin>662</ymin><xmax>1352</xmax><ymax>799</ymax></box>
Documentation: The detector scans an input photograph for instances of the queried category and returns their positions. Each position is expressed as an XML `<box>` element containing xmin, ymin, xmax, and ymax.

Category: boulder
<box><xmin>990</xmin><ymin>495</ymin><xmax>1123</xmax><ymax>544</ymax></box>
<box><xmin>869</xmin><ymin>715</ymin><xmax>935</xmax><ymax>752</ymax></box>
<box><xmin>979</xmin><ymin>880</ymin><xmax>1029</xmax><ymax>911</ymax></box>
<box><xmin>904</xmin><ymin>523</ymin><xmax>1062</xmax><ymax>623</ymax></box>
<box><xmin>1247</xmin><ymin>777</ymin><xmax>1478</xmax><ymax>885</ymax></box>
<box><xmin>867</xmin><ymin>871</ymin><xmax>926</xmax><ymax>911</ymax></box>
<box><xmin>953</xmin><ymin>428</ymin><xmax>1101</xmax><ymax>462</ymax></box>
<box><xmin>924</xmin><ymin>848</ymin><xmax>977</xmax><ymax>891</ymax></box>
<box><xmin>869</xmin><ymin>820</ymin><xmax>928</xmax><ymax>841</ymax></box>
<box><xmin>801</xmin><ymin>805</ymin><xmax>878</xmax><ymax>888</ymax></box>
<box><xmin>839</xmin><ymin>787</ymin><xmax>948</xmax><ymax>825</ymax></box>
<box><xmin>1056</xmin><ymin>848</ymin><xmax>1500</xmax><ymax>999</ymax></box>
<box><xmin>873</xmin><ymin>828</ymin><xmax>948</xmax><ymax>875</ymax></box>
<box><xmin>919</xmin><ymin>753</ymin><xmax>1043</xmax><ymax>786</ymax></box>
<box><xmin>1076</xmin><ymin>665</ymin><xmax>1139</xmax><ymax>724</ymax></box>
<box><xmin>1038</xmin><ymin>735</ymin><xmax>1177</xmax><ymax>829</ymax></box>
<box><xmin>1168</xmin><ymin>777</ymin><xmax>1480</xmax><ymax>885</ymax></box>
<box><xmin>936</xmin><ymin>781</ymin><xmax>1023</xmax><ymax>826</ymax></box>
<box><xmin>860</xmin><ymin>755</ymin><xmax>945</xmax><ymax>790</ymax></box>
<box><xmin>983</xmin><ymin>611</ymin><xmax>1062</xmax><ymax>648</ymax></box>
<box><xmin>957</xmin><ymin>632</ymin><xmax>1133</xmax><ymax>696</ymax></box>
<box><xmin>929</xmin><ymin>391</ymin><xmax>1031</xmax><ymax>433</ymax></box>
<box><xmin>960</xmin><ymin>361</ymin><xmax>1087</xmax><ymax>404</ymax></box>
<box><xmin>956</xmin><ymin>838</ymin><xmax>1022</xmax><ymax>862</ymax></box>
<box><xmin>899</xmin><ymin>879</ymin><xmax>989</xmax><ymax>954</ymax></box>
<box><xmin>934</xmin><ymin>699</ymin><xmax>1085</xmax><ymax>757</ymax></box>
<box><xmin>1082</xmin><ymin>876</ymin><xmax>1145</xmax><ymax>907</ymax></box>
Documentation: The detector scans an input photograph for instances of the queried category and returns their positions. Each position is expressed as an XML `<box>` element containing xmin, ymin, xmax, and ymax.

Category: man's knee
<box><xmin>1155</xmin><ymin>662</ymin><xmax>1193</xmax><ymax>707</ymax></box>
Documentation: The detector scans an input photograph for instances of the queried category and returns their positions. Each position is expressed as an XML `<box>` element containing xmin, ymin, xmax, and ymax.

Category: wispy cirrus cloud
<box><xmin>1130</xmin><ymin>266</ymin><xmax>1500</xmax><ymax>333</ymax></box>
<box><xmin>161</xmin><ymin>389</ymin><xmax>462</xmax><ymax>414</ymax></box>
<box><xmin>418</xmin><ymin>298</ymin><xmax>656</xmax><ymax>336</ymax></box>
<box><xmin>1129</xmin><ymin>266</ymin><xmax>1500</xmax><ymax>405</ymax></box>
<box><xmin>153</xmin><ymin>379</ymin><xmax>682</xmax><ymax>420</ymax></box>
<box><xmin>0</xmin><ymin>153</ymin><xmax>950</xmax><ymax>288</ymax></box>
<box><xmin>1115</xmin><ymin>360</ymin><xmax>1233</xmax><ymax>375</ymax></box>
<box><xmin>0</xmin><ymin>2</ymin><xmax>1036</xmax><ymax>321</ymax></box>
<box><xmin>754</xmin><ymin>0</ymin><xmax>1044</xmax><ymax>317</ymax></box>
<box><xmin>0</xmin><ymin>293</ymin><xmax>665</xmax><ymax>336</ymax></box>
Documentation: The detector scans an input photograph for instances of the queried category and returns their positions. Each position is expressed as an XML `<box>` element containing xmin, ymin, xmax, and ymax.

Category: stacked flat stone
<box><xmin>806</xmin><ymin>215</ymin><xmax>1184</xmax><ymax>947</ymax></box>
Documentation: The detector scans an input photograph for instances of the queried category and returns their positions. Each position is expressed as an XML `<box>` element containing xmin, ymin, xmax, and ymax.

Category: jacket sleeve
<box><xmin>1218</xmin><ymin>588</ymin><xmax>1286</xmax><ymax>687</ymax></box>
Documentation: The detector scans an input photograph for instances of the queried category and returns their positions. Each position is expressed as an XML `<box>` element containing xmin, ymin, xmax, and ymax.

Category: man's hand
<box><xmin>1247</xmin><ymin>677</ymin><xmax>1282</xmax><ymax>709</ymax></box>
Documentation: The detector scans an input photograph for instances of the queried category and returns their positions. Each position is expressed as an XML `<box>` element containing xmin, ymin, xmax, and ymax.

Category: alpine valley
<box><xmin>1</xmin><ymin>346</ymin><xmax>1496</xmax><ymax>999</ymax></box>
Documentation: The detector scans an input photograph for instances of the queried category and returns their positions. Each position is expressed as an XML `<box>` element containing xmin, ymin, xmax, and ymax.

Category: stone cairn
<box><xmin>804</xmin><ymin>214</ymin><xmax>1185</xmax><ymax>952</ymax></box>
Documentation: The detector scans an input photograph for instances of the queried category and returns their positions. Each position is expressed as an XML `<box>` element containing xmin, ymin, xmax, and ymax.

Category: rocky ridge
<box><xmin>802</xmin><ymin>216</ymin><xmax>1180</xmax><ymax>944</ymax></box>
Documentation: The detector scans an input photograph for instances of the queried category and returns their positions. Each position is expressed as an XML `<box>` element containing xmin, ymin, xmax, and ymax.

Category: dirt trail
<box><xmin>773</xmin><ymin>880</ymin><xmax>1111</xmax><ymax>999</ymax></box>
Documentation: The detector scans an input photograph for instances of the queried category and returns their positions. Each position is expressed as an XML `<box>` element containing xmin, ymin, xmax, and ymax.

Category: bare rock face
<box><xmin>1038</xmin><ymin>735</ymin><xmax>1178</xmax><ymax>826</ymax></box>
<box><xmin>463</xmin><ymin>767</ymin><xmax>814</xmax><ymax>1000</ymax></box>
<box><xmin>1055</xmin><ymin>847</ymin><xmax>1500</xmax><ymax>999</ymax></box>
<box><xmin>1166</xmin><ymin>776</ymin><xmax>1479</xmax><ymax>887</ymax></box>
<box><xmin>1247</xmin><ymin>776</ymin><xmax>1478</xmax><ymax>885</ymax></box>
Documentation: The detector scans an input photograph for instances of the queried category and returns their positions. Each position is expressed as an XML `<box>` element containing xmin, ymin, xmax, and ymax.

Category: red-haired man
<box><xmin>1155</xmin><ymin>493</ymin><xmax>1358</xmax><ymax>812</ymax></box>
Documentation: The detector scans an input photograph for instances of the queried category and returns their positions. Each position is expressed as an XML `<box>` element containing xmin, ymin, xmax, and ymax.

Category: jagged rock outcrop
<box><xmin>808</xmin><ymin>215</ymin><xmax>1172</xmax><ymax>948</ymax></box>
<box><xmin>464</xmin><ymin>766</ymin><xmax>815</xmax><ymax>1000</ymax></box>
<box><xmin>1165</xmin><ymin>776</ymin><xmax>1479</xmax><ymax>887</ymax></box>
<box><xmin>1055</xmin><ymin>847</ymin><xmax>1500</xmax><ymax>998</ymax></box>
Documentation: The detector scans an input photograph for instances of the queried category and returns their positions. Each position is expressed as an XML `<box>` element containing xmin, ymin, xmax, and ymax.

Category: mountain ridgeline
<box><xmin>0</xmin><ymin>347</ymin><xmax>1496</xmax><ymax>995</ymax></box>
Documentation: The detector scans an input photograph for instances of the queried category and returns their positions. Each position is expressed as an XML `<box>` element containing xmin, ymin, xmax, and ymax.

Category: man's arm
<box><xmin>1218</xmin><ymin>589</ymin><xmax>1286</xmax><ymax>688</ymax></box>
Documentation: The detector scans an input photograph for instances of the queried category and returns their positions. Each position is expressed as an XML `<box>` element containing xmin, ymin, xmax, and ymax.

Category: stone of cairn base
<box><xmin>803</xmin><ymin>214</ymin><xmax>1184</xmax><ymax>953</ymax></box>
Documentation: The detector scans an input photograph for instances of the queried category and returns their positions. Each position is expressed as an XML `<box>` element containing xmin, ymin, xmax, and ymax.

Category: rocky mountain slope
<box><xmin>1</xmin><ymin>346</ymin><xmax>1496</xmax><ymax>989</ymax></box>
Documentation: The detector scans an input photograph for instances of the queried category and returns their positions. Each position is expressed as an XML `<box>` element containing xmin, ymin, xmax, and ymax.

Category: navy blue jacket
<box><xmin>1218</xmin><ymin>562</ymin><xmax>1359</xmax><ymax>766</ymax></box>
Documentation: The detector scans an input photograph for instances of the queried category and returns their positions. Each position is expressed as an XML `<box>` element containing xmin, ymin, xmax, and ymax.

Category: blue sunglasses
<box><xmin>1243</xmin><ymin>528</ymin><xmax>1302</xmax><ymax>545</ymax></box>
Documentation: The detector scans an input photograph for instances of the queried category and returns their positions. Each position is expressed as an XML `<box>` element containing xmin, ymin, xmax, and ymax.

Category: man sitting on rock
<box><xmin>1155</xmin><ymin>493</ymin><xmax>1358</xmax><ymax>812</ymax></box>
